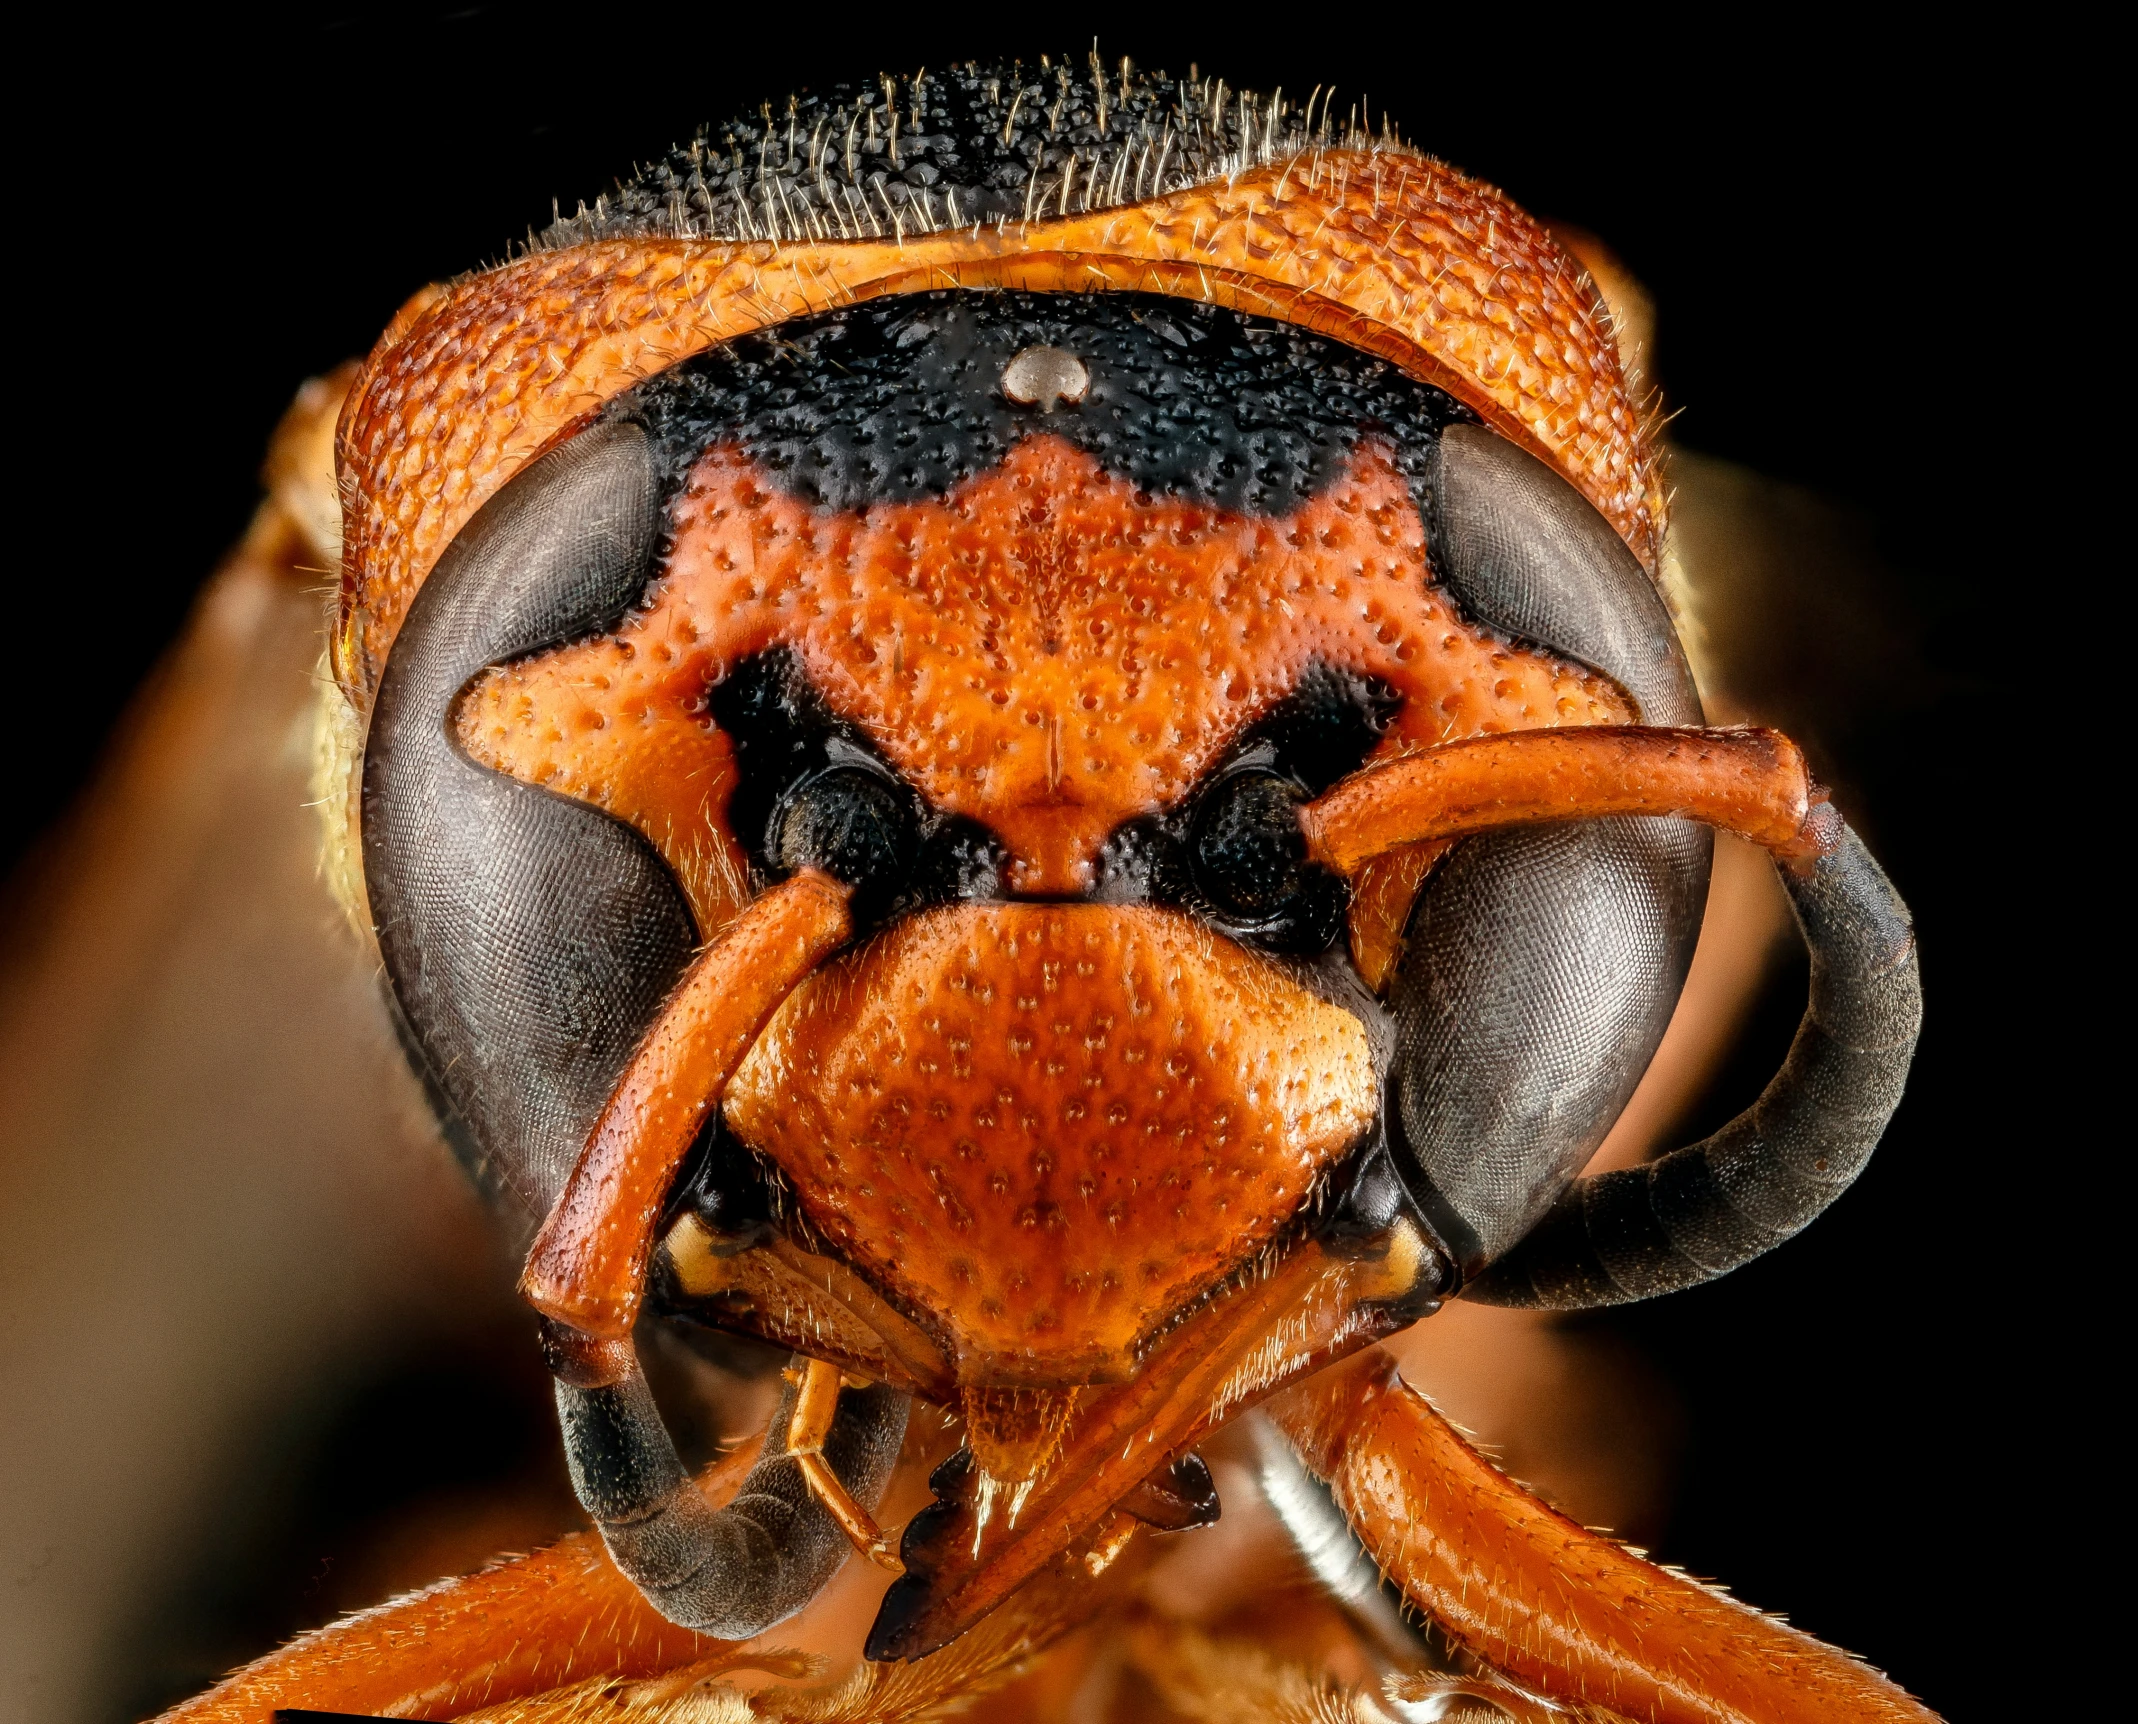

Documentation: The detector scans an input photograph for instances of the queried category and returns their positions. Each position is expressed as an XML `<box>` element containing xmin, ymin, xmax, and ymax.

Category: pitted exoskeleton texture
<box><xmin>626</xmin><ymin>288</ymin><xmax>1472</xmax><ymax>517</ymax></box>
<box><xmin>538</xmin><ymin>61</ymin><xmax>1388</xmax><ymax>252</ymax></box>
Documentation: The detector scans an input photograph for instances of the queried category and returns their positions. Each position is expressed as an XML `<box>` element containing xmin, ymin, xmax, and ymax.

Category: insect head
<box><xmin>327</xmin><ymin>59</ymin><xmax>1920</xmax><ymax>1667</ymax></box>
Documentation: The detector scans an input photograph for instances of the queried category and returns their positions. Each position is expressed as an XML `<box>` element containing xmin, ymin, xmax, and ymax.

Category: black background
<box><xmin>18</xmin><ymin>13</ymin><xmax>2040</xmax><ymax>1716</ymax></box>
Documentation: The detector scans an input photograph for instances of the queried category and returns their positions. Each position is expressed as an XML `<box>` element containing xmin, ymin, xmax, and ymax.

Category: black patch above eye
<box><xmin>620</xmin><ymin>289</ymin><xmax>1471</xmax><ymax>518</ymax></box>
<box><xmin>1095</xmin><ymin>661</ymin><xmax>1397</xmax><ymax>954</ymax></box>
<box><xmin>708</xmin><ymin>649</ymin><xmax>1004</xmax><ymax>925</ymax></box>
<box><xmin>1247</xmin><ymin>660</ymin><xmax>1405</xmax><ymax>796</ymax></box>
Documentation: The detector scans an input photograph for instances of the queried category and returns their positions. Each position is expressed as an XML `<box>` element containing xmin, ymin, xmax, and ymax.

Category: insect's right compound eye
<box><xmin>770</xmin><ymin>765</ymin><xmax>918</xmax><ymax>894</ymax></box>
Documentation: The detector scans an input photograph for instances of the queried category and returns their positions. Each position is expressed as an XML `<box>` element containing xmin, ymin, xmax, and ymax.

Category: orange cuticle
<box><xmin>1301</xmin><ymin>725</ymin><xmax>1821</xmax><ymax>878</ymax></box>
<box><xmin>519</xmin><ymin>868</ymin><xmax>853</xmax><ymax>1360</ymax></box>
<box><xmin>159</xmin><ymin>1439</ymin><xmax>766</xmax><ymax>1724</ymax></box>
<box><xmin>336</xmin><ymin>151</ymin><xmax>1660</xmax><ymax>705</ymax></box>
<box><xmin>1269</xmin><ymin>1348</ymin><xmax>1938</xmax><ymax>1724</ymax></box>
<box><xmin>723</xmin><ymin>902</ymin><xmax>1379</xmax><ymax>1386</ymax></box>
<box><xmin>873</xmin><ymin>1232</ymin><xmax>1411</xmax><ymax>1660</ymax></box>
<box><xmin>785</xmin><ymin>1358</ymin><xmax>903</xmax><ymax>1572</ymax></box>
<box><xmin>457</xmin><ymin>437</ymin><xmax>1631</xmax><ymax>944</ymax></box>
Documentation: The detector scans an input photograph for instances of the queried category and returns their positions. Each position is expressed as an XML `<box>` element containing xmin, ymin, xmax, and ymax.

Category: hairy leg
<box><xmin>1269</xmin><ymin>1347</ymin><xmax>1937</xmax><ymax>1724</ymax></box>
<box><xmin>158</xmin><ymin>1444</ymin><xmax>761</xmax><ymax>1724</ymax></box>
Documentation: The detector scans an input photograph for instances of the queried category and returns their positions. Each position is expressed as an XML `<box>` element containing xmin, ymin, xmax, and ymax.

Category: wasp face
<box><xmin>321</xmin><ymin>62</ymin><xmax>1915</xmax><ymax>1679</ymax></box>
<box><xmin>369</xmin><ymin>288</ymin><xmax>1700</xmax><ymax>1401</ymax></box>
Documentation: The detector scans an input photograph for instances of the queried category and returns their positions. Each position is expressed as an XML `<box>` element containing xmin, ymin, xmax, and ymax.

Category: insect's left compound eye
<box><xmin>361</xmin><ymin>424</ymin><xmax>698</xmax><ymax>1232</ymax></box>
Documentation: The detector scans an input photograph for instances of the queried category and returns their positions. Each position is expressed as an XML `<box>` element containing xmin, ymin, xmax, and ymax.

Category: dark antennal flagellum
<box><xmin>533</xmin><ymin>55</ymin><xmax>1409</xmax><ymax>254</ymax></box>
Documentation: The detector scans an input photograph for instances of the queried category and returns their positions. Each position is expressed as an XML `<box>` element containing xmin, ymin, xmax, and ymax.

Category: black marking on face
<box><xmin>1311</xmin><ymin>1123</ymin><xmax>1458</xmax><ymax>1314</ymax></box>
<box><xmin>708</xmin><ymin>647</ymin><xmax>1393</xmax><ymax>955</ymax></box>
<box><xmin>620</xmin><ymin>290</ymin><xmax>1472</xmax><ymax>519</ymax></box>
<box><xmin>665</xmin><ymin>1114</ymin><xmax>777</xmax><ymax>1251</ymax></box>
<box><xmin>1094</xmin><ymin>661</ymin><xmax>1398</xmax><ymax>954</ymax></box>
<box><xmin>708</xmin><ymin>648</ymin><xmax>1006</xmax><ymax>927</ymax></box>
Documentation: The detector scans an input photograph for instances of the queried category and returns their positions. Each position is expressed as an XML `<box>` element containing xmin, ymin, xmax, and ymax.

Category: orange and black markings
<box><xmin>204</xmin><ymin>61</ymin><xmax>1933</xmax><ymax>1724</ymax></box>
<box><xmin>462</xmin><ymin>433</ymin><xmax>1627</xmax><ymax>911</ymax></box>
<box><xmin>452</xmin><ymin>293</ymin><xmax>1632</xmax><ymax>1384</ymax></box>
<box><xmin>459</xmin><ymin>293</ymin><xmax>1629</xmax><ymax>967</ymax></box>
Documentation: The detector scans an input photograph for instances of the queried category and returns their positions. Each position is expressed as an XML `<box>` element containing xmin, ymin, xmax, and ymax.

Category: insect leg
<box><xmin>1268</xmin><ymin>1346</ymin><xmax>1939</xmax><ymax>1724</ymax></box>
<box><xmin>557</xmin><ymin>1351</ymin><xmax>908</xmax><ymax>1637</ymax></box>
<box><xmin>160</xmin><ymin>1450</ymin><xmax>763</xmax><ymax>1724</ymax></box>
<box><xmin>1468</xmin><ymin>811</ymin><xmax>1918</xmax><ymax>1307</ymax></box>
<box><xmin>1250</xmin><ymin>1414</ymin><xmax>1426</xmax><ymax>1666</ymax></box>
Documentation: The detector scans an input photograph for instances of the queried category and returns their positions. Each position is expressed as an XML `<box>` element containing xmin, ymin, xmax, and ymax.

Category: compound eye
<box><xmin>770</xmin><ymin>764</ymin><xmax>918</xmax><ymax>899</ymax></box>
<box><xmin>1191</xmin><ymin>767</ymin><xmax>1311</xmax><ymax>923</ymax></box>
